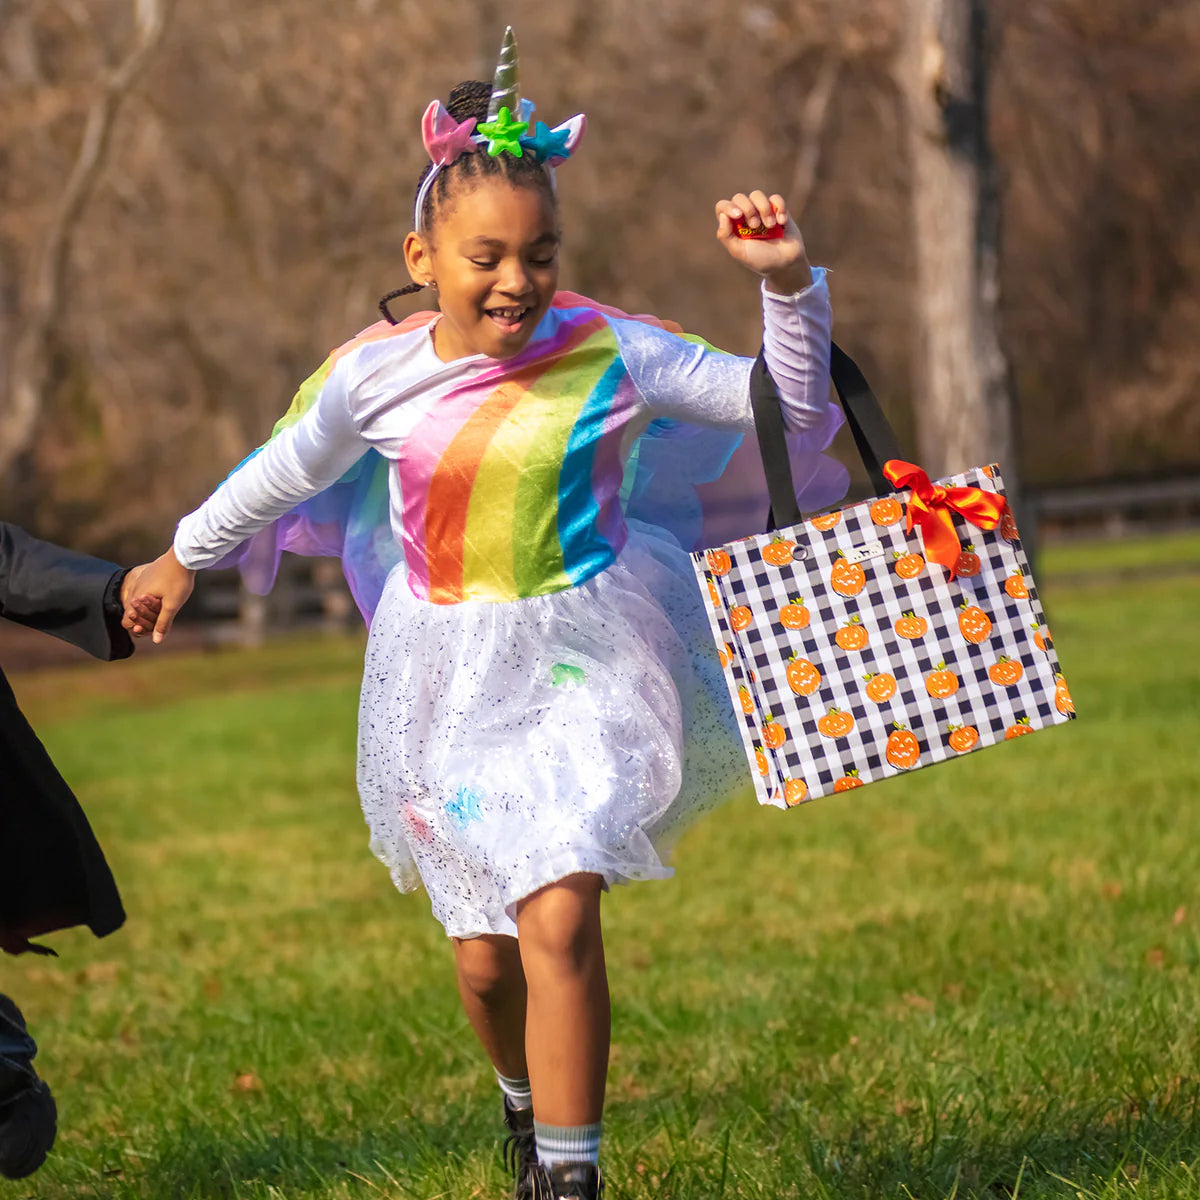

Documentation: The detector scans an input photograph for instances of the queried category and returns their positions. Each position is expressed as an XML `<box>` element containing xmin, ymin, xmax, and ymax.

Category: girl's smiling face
<box><xmin>405</xmin><ymin>177</ymin><xmax>559</xmax><ymax>362</ymax></box>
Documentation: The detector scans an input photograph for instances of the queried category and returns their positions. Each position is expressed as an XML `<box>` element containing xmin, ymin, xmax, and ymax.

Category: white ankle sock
<box><xmin>495</xmin><ymin>1069</ymin><xmax>533</xmax><ymax>1111</ymax></box>
<box><xmin>535</xmin><ymin>1120</ymin><xmax>602</xmax><ymax>1167</ymax></box>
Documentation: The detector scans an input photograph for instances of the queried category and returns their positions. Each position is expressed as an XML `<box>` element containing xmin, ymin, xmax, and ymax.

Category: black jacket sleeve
<box><xmin>0</xmin><ymin>523</ymin><xmax>134</xmax><ymax>661</ymax></box>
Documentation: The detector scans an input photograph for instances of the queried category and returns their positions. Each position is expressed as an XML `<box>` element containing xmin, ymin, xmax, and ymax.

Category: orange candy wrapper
<box><xmin>733</xmin><ymin>217</ymin><xmax>786</xmax><ymax>241</ymax></box>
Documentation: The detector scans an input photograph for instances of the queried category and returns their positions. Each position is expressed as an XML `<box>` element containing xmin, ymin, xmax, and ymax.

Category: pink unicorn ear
<box><xmin>545</xmin><ymin>114</ymin><xmax>586</xmax><ymax>167</ymax></box>
<box><xmin>421</xmin><ymin>100</ymin><xmax>480</xmax><ymax>166</ymax></box>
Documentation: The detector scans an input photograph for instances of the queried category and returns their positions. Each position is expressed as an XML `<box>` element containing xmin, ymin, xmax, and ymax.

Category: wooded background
<box><xmin>2</xmin><ymin>0</ymin><xmax>1197</xmax><ymax>561</ymax></box>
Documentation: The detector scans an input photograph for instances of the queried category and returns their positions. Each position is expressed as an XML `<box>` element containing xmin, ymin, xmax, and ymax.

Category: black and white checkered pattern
<box><xmin>691</xmin><ymin>465</ymin><xmax>1076</xmax><ymax>808</ymax></box>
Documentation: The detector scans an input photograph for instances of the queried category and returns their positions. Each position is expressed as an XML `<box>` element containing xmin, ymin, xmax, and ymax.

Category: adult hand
<box><xmin>714</xmin><ymin>190</ymin><xmax>813</xmax><ymax>295</ymax></box>
<box><xmin>121</xmin><ymin>548</ymin><xmax>194</xmax><ymax>643</ymax></box>
<box><xmin>120</xmin><ymin>563</ymin><xmax>151</xmax><ymax>610</ymax></box>
<box><xmin>120</xmin><ymin>563</ymin><xmax>161</xmax><ymax>639</ymax></box>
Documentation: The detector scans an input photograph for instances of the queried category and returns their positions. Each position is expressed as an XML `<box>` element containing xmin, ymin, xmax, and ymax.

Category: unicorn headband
<box><xmin>414</xmin><ymin>27</ymin><xmax>586</xmax><ymax>234</ymax></box>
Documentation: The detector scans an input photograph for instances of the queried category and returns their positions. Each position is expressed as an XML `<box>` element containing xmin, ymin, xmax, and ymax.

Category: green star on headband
<box><xmin>477</xmin><ymin>106</ymin><xmax>528</xmax><ymax>157</ymax></box>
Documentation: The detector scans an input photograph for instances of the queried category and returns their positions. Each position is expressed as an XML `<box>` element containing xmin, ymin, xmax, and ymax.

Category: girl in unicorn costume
<box><xmin>126</xmin><ymin>29</ymin><xmax>847</xmax><ymax>1200</ymax></box>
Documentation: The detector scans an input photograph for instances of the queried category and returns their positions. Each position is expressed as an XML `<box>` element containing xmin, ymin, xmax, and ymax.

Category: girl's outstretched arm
<box><xmin>125</xmin><ymin>358</ymin><xmax>369</xmax><ymax>643</ymax></box>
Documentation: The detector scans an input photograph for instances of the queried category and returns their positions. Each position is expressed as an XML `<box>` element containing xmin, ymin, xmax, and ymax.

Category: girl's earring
<box><xmin>427</xmin><ymin>280</ymin><xmax>438</xmax><ymax>290</ymax></box>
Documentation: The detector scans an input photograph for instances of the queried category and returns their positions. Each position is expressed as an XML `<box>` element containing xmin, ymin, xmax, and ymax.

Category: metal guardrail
<box><xmin>1028</xmin><ymin>476</ymin><xmax>1200</xmax><ymax>519</ymax></box>
<box><xmin>182</xmin><ymin>472</ymin><xmax>1200</xmax><ymax>642</ymax></box>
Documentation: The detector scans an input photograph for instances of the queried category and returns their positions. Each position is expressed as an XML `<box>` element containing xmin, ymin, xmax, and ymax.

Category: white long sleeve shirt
<box><xmin>175</xmin><ymin>270</ymin><xmax>837</xmax><ymax>605</ymax></box>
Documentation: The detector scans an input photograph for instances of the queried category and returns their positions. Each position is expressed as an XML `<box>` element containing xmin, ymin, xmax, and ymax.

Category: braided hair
<box><xmin>379</xmin><ymin>80</ymin><xmax>558</xmax><ymax>325</ymax></box>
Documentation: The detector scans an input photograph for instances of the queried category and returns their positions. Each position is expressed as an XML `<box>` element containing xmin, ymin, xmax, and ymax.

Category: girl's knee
<box><xmin>516</xmin><ymin>874</ymin><xmax>604</xmax><ymax>972</ymax></box>
<box><xmin>454</xmin><ymin>935</ymin><xmax>523</xmax><ymax>1003</ymax></box>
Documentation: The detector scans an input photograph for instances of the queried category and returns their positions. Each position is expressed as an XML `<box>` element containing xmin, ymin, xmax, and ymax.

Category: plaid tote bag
<box><xmin>693</xmin><ymin>348</ymin><xmax>1076</xmax><ymax>809</ymax></box>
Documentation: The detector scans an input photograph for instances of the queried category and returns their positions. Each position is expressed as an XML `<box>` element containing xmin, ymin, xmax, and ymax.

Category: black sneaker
<box><xmin>0</xmin><ymin>1079</ymin><xmax>57</xmax><ymax>1180</ymax></box>
<box><xmin>533</xmin><ymin>1162</ymin><xmax>604</xmax><ymax>1200</ymax></box>
<box><xmin>502</xmin><ymin>1097</ymin><xmax>538</xmax><ymax>1200</ymax></box>
<box><xmin>0</xmin><ymin>995</ymin><xmax>56</xmax><ymax>1180</ymax></box>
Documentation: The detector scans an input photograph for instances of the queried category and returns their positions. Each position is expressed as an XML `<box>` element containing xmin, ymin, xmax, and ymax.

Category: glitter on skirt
<box><xmin>356</xmin><ymin>520</ymin><xmax>747</xmax><ymax>938</ymax></box>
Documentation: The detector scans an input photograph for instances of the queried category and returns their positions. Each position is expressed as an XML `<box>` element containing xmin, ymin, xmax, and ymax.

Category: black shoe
<box><xmin>533</xmin><ymin>1162</ymin><xmax>603</xmax><ymax>1200</ymax></box>
<box><xmin>502</xmin><ymin>1098</ymin><xmax>538</xmax><ymax>1200</ymax></box>
<box><xmin>0</xmin><ymin>995</ymin><xmax>55</xmax><ymax>1180</ymax></box>
<box><xmin>0</xmin><ymin>1080</ymin><xmax>57</xmax><ymax>1180</ymax></box>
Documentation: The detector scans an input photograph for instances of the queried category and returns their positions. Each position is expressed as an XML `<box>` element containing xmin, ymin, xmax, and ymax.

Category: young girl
<box><xmin>127</xmin><ymin>32</ymin><xmax>843</xmax><ymax>1200</ymax></box>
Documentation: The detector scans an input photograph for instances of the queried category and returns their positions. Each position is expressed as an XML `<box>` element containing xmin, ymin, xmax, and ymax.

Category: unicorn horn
<box><xmin>487</xmin><ymin>26</ymin><xmax>520</xmax><ymax>120</ymax></box>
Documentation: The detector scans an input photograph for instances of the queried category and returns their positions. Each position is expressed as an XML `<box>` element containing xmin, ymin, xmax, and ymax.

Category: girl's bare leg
<box><xmin>452</xmin><ymin>934</ymin><xmax>529</xmax><ymax>1080</ymax></box>
<box><xmin>515</xmin><ymin>873</ymin><xmax>609</xmax><ymax>1125</ymax></box>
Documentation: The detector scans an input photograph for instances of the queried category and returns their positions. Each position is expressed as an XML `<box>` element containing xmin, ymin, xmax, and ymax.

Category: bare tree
<box><xmin>1</xmin><ymin>0</ymin><xmax>1196</xmax><ymax>568</ymax></box>
<box><xmin>897</xmin><ymin>0</ymin><xmax>1015</xmax><ymax>490</ymax></box>
<box><xmin>1</xmin><ymin>0</ymin><xmax>172</xmax><ymax>483</ymax></box>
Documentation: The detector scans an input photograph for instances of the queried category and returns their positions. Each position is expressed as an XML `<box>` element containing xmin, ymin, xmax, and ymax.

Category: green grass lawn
<box><xmin>2</xmin><ymin>548</ymin><xmax>1199</xmax><ymax>1198</ymax></box>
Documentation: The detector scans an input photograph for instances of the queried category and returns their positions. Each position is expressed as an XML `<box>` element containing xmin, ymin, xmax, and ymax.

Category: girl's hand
<box><xmin>715</xmin><ymin>190</ymin><xmax>813</xmax><ymax>295</ymax></box>
<box><xmin>121</xmin><ymin>547</ymin><xmax>194</xmax><ymax>644</ymax></box>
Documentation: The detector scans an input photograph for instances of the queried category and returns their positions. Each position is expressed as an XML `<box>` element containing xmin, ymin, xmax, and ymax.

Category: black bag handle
<box><xmin>750</xmin><ymin>342</ymin><xmax>905</xmax><ymax>532</ymax></box>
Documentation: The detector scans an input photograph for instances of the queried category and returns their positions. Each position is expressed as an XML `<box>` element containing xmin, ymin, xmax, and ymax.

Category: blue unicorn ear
<box><xmin>487</xmin><ymin>26</ymin><xmax>520</xmax><ymax>122</ymax></box>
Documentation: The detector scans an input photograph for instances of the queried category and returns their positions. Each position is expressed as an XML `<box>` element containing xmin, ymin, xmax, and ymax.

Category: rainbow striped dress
<box><xmin>174</xmin><ymin>282</ymin><xmax>844</xmax><ymax>936</ymax></box>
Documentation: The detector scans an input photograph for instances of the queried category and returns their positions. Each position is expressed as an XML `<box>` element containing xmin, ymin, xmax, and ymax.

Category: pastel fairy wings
<box><xmin>414</xmin><ymin>26</ymin><xmax>586</xmax><ymax>231</ymax></box>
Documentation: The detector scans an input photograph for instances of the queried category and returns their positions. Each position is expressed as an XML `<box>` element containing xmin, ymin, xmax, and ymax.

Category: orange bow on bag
<box><xmin>882</xmin><ymin>460</ymin><xmax>1007</xmax><ymax>579</ymax></box>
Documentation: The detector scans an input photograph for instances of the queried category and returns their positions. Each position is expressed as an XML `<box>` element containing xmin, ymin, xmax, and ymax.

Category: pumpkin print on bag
<box><xmin>989</xmin><ymin>655</ymin><xmax>1024</xmax><ymax>687</ymax></box>
<box><xmin>954</xmin><ymin>544</ymin><xmax>982</xmax><ymax>577</ymax></box>
<box><xmin>1001</xmin><ymin>511</ymin><xmax>1020</xmax><ymax>542</ymax></box>
<box><xmin>761</xmin><ymin>537</ymin><xmax>797</xmax><ymax>566</ymax></box>
<box><xmin>718</xmin><ymin>643</ymin><xmax>733</xmax><ymax>669</ymax></box>
<box><xmin>731</xmin><ymin>605</ymin><xmax>753</xmax><ymax>632</ymax></box>
<box><xmin>706</xmin><ymin>576</ymin><xmax>720</xmax><ymax>607</ymax></box>
<box><xmin>895</xmin><ymin>611</ymin><xmax>929</xmax><ymax>639</ymax></box>
<box><xmin>947</xmin><ymin>724</ymin><xmax>979</xmax><ymax>753</ymax></box>
<box><xmin>835</xmin><ymin>616</ymin><xmax>869</xmax><ymax>651</ymax></box>
<box><xmin>830</xmin><ymin>552</ymin><xmax>866</xmax><ymax>596</ymax></box>
<box><xmin>870</xmin><ymin>497</ymin><xmax>904</xmax><ymax>527</ymax></box>
<box><xmin>786</xmin><ymin>656</ymin><xmax>822</xmax><ymax>696</ymax></box>
<box><xmin>885</xmin><ymin>724</ymin><xmax>921</xmax><ymax>769</ymax></box>
<box><xmin>925</xmin><ymin>662</ymin><xmax>960</xmax><ymax>699</ymax></box>
<box><xmin>863</xmin><ymin>672</ymin><xmax>897</xmax><ymax>703</ymax></box>
<box><xmin>738</xmin><ymin>685</ymin><xmax>754</xmax><ymax>714</ymax></box>
<box><xmin>761</xmin><ymin>715</ymin><xmax>787</xmax><ymax>749</ymax></box>
<box><xmin>817</xmin><ymin>708</ymin><xmax>855</xmax><ymax>739</ymax></box>
<box><xmin>783</xmin><ymin>777</ymin><xmax>809</xmax><ymax>806</ymax></box>
<box><xmin>1005</xmin><ymin>570</ymin><xmax>1029</xmax><ymax>599</ymax></box>
<box><xmin>705</xmin><ymin>549</ymin><xmax>731</xmax><ymax>576</ymax></box>
<box><xmin>779</xmin><ymin>597</ymin><xmax>811</xmax><ymax>630</ymax></box>
<box><xmin>690</xmin><ymin>460</ymin><xmax>1075</xmax><ymax>812</ymax></box>
<box><xmin>810</xmin><ymin>511</ymin><xmax>842</xmax><ymax>531</ymax></box>
<box><xmin>958</xmin><ymin>602</ymin><xmax>992</xmax><ymax>644</ymax></box>
<box><xmin>754</xmin><ymin>744</ymin><xmax>769</xmax><ymax>774</ymax></box>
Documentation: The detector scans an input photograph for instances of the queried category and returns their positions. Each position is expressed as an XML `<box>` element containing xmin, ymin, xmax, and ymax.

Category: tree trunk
<box><xmin>898</xmin><ymin>0</ymin><xmax>1016</xmax><ymax>497</ymax></box>
<box><xmin>0</xmin><ymin>0</ymin><xmax>171</xmax><ymax>483</ymax></box>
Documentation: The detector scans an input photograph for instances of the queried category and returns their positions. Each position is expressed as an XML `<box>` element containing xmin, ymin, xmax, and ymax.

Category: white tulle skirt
<box><xmin>355</xmin><ymin>521</ymin><xmax>745</xmax><ymax>938</ymax></box>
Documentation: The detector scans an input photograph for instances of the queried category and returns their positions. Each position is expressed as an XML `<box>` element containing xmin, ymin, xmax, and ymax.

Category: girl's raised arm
<box><xmin>616</xmin><ymin>189</ymin><xmax>838</xmax><ymax>448</ymax></box>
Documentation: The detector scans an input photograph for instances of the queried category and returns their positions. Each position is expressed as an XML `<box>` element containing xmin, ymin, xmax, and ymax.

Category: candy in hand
<box><xmin>733</xmin><ymin>217</ymin><xmax>786</xmax><ymax>241</ymax></box>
